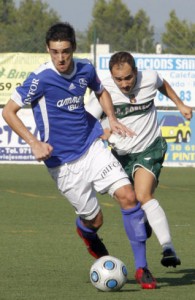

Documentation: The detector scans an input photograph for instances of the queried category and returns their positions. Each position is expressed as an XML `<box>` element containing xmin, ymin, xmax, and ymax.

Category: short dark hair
<box><xmin>109</xmin><ymin>51</ymin><xmax>136</xmax><ymax>71</ymax></box>
<box><xmin>45</xmin><ymin>22</ymin><xmax>76</xmax><ymax>51</ymax></box>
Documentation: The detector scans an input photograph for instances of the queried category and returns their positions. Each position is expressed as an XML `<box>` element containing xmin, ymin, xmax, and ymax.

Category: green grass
<box><xmin>0</xmin><ymin>165</ymin><xmax>195</xmax><ymax>300</ymax></box>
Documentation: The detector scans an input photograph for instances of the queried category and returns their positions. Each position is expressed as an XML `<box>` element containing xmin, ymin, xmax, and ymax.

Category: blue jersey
<box><xmin>12</xmin><ymin>58</ymin><xmax>104</xmax><ymax>167</ymax></box>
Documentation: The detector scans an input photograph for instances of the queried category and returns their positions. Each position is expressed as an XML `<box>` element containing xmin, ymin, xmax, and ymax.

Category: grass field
<box><xmin>0</xmin><ymin>165</ymin><xmax>194</xmax><ymax>300</ymax></box>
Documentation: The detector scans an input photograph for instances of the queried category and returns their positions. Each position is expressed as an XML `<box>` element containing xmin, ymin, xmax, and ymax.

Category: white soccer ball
<box><xmin>90</xmin><ymin>255</ymin><xmax>128</xmax><ymax>292</ymax></box>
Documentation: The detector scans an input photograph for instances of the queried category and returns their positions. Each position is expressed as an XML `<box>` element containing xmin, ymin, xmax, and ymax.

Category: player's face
<box><xmin>111</xmin><ymin>62</ymin><xmax>137</xmax><ymax>95</ymax></box>
<box><xmin>47</xmin><ymin>40</ymin><xmax>74</xmax><ymax>74</ymax></box>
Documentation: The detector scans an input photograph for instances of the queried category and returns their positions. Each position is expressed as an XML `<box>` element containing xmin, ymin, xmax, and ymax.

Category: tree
<box><xmin>75</xmin><ymin>30</ymin><xmax>89</xmax><ymax>53</ymax></box>
<box><xmin>124</xmin><ymin>9</ymin><xmax>154</xmax><ymax>53</ymax></box>
<box><xmin>0</xmin><ymin>0</ymin><xmax>60</xmax><ymax>52</ymax></box>
<box><xmin>162</xmin><ymin>10</ymin><xmax>195</xmax><ymax>54</ymax></box>
<box><xmin>0</xmin><ymin>0</ymin><xmax>17</xmax><ymax>51</ymax></box>
<box><xmin>86</xmin><ymin>0</ymin><xmax>154</xmax><ymax>53</ymax></box>
<box><xmin>87</xmin><ymin>0</ymin><xmax>134</xmax><ymax>52</ymax></box>
<box><xmin>0</xmin><ymin>0</ymin><xmax>16</xmax><ymax>23</ymax></box>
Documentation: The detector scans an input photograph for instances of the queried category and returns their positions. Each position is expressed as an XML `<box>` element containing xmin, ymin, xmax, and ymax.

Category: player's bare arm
<box><xmin>95</xmin><ymin>89</ymin><xmax>136</xmax><ymax>137</ymax></box>
<box><xmin>158</xmin><ymin>79</ymin><xmax>193</xmax><ymax>120</ymax></box>
<box><xmin>2</xmin><ymin>99</ymin><xmax>53</xmax><ymax>162</ymax></box>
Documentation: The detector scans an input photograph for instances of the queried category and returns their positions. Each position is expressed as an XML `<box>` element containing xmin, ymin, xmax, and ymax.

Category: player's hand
<box><xmin>179</xmin><ymin>104</ymin><xmax>193</xmax><ymax>120</ymax></box>
<box><xmin>30</xmin><ymin>140</ymin><xmax>53</xmax><ymax>162</ymax></box>
<box><xmin>108</xmin><ymin>118</ymin><xmax>136</xmax><ymax>137</ymax></box>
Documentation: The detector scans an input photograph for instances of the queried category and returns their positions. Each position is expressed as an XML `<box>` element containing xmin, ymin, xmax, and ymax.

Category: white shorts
<box><xmin>48</xmin><ymin>139</ymin><xmax>130</xmax><ymax>220</ymax></box>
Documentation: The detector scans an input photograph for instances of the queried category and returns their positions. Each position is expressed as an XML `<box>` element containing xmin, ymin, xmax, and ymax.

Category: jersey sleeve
<box><xmin>85</xmin><ymin>91</ymin><xmax>103</xmax><ymax>119</ymax></box>
<box><xmin>87</xmin><ymin>64</ymin><xmax>104</xmax><ymax>94</ymax></box>
<box><xmin>156</xmin><ymin>71</ymin><xmax>164</xmax><ymax>89</ymax></box>
<box><xmin>11</xmin><ymin>72</ymin><xmax>43</xmax><ymax>107</ymax></box>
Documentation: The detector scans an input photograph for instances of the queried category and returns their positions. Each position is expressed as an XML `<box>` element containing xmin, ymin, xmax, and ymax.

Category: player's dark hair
<box><xmin>109</xmin><ymin>52</ymin><xmax>136</xmax><ymax>71</ymax></box>
<box><xmin>45</xmin><ymin>22</ymin><xmax>76</xmax><ymax>51</ymax></box>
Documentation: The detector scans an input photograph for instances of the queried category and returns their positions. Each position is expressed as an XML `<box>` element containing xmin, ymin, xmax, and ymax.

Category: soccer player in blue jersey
<box><xmin>3</xmin><ymin>23</ymin><xmax>156</xmax><ymax>289</ymax></box>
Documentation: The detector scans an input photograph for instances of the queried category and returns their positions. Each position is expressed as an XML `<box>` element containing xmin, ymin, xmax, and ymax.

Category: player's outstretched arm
<box><xmin>158</xmin><ymin>79</ymin><xmax>193</xmax><ymax>120</ymax></box>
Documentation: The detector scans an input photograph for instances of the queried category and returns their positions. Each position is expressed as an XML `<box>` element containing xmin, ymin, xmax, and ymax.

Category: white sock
<box><xmin>142</xmin><ymin>199</ymin><xmax>175</xmax><ymax>252</ymax></box>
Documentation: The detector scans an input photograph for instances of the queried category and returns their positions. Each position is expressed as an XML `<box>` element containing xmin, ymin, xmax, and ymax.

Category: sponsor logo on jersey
<box><xmin>57</xmin><ymin>96</ymin><xmax>84</xmax><ymax>111</ymax></box>
<box><xmin>24</xmin><ymin>78</ymin><xmax>39</xmax><ymax>104</ymax></box>
<box><xmin>114</xmin><ymin>100</ymin><xmax>154</xmax><ymax>118</ymax></box>
<box><xmin>100</xmin><ymin>161</ymin><xmax>121</xmax><ymax>178</ymax></box>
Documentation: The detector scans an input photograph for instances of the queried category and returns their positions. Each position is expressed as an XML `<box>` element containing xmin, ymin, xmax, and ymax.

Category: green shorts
<box><xmin>112</xmin><ymin>136</ymin><xmax>167</xmax><ymax>184</ymax></box>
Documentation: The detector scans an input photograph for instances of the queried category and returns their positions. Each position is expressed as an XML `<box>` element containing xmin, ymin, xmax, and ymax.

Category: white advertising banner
<box><xmin>0</xmin><ymin>108</ymin><xmax>194</xmax><ymax>166</ymax></box>
<box><xmin>0</xmin><ymin>53</ymin><xmax>194</xmax><ymax>166</ymax></box>
<box><xmin>96</xmin><ymin>53</ymin><xmax>195</xmax><ymax>108</ymax></box>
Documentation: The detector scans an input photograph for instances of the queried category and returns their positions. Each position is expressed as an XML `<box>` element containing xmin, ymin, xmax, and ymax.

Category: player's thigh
<box><xmin>134</xmin><ymin>167</ymin><xmax>156</xmax><ymax>202</ymax></box>
<box><xmin>88</xmin><ymin>139</ymin><xmax>129</xmax><ymax>195</ymax></box>
<box><xmin>48</xmin><ymin>163</ymin><xmax>100</xmax><ymax>220</ymax></box>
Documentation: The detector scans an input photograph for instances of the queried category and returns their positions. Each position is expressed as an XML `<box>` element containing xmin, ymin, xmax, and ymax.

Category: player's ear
<box><xmin>46</xmin><ymin>45</ymin><xmax>50</xmax><ymax>53</ymax></box>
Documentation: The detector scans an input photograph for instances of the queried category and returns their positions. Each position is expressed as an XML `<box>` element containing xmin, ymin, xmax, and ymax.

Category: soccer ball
<box><xmin>90</xmin><ymin>255</ymin><xmax>128</xmax><ymax>292</ymax></box>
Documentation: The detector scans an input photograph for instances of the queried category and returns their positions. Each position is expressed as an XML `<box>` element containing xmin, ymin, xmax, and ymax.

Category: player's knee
<box><xmin>114</xmin><ymin>184</ymin><xmax>136</xmax><ymax>209</ymax></box>
<box><xmin>135</xmin><ymin>191</ymin><xmax>153</xmax><ymax>204</ymax></box>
